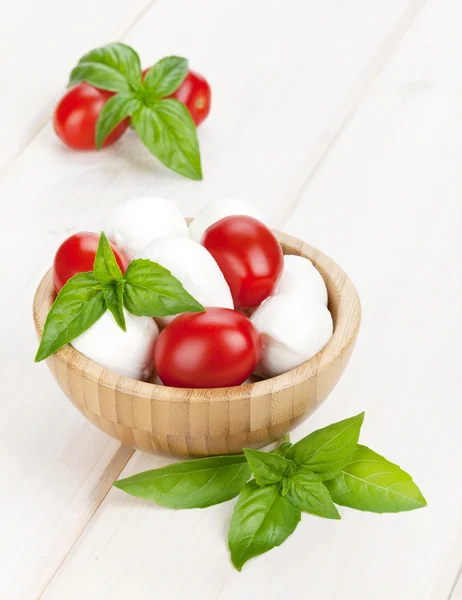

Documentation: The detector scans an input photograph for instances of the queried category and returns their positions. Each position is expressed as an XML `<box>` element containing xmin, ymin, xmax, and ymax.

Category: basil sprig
<box><xmin>35</xmin><ymin>232</ymin><xmax>204</xmax><ymax>362</ymax></box>
<box><xmin>114</xmin><ymin>413</ymin><xmax>426</xmax><ymax>571</ymax></box>
<box><xmin>68</xmin><ymin>44</ymin><xmax>202</xmax><ymax>180</ymax></box>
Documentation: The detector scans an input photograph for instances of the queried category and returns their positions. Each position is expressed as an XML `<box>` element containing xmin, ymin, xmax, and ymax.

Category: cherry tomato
<box><xmin>202</xmin><ymin>216</ymin><xmax>284</xmax><ymax>309</ymax></box>
<box><xmin>142</xmin><ymin>68</ymin><xmax>211</xmax><ymax>126</ymax></box>
<box><xmin>53</xmin><ymin>83</ymin><xmax>129</xmax><ymax>150</ymax></box>
<box><xmin>53</xmin><ymin>232</ymin><xmax>129</xmax><ymax>293</ymax></box>
<box><xmin>154</xmin><ymin>308</ymin><xmax>261</xmax><ymax>388</ymax></box>
<box><xmin>169</xmin><ymin>70</ymin><xmax>211</xmax><ymax>126</ymax></box>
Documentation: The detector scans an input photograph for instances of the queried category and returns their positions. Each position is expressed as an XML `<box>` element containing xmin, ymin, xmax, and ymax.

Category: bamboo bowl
<box><xmin>33</xmin><ymin>230</ymin><xmax>361</xmax><ymax>458</ymax></box>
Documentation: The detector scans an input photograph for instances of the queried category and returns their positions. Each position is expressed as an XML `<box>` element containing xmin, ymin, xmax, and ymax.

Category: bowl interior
<box><xmin>33</xmin><ymin>229</ymin><xmax>361</xmax><ymax>404</ymax></box>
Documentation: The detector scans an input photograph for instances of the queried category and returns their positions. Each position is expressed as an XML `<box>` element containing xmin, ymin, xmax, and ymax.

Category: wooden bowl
<box><xmin>33</xmin><ymin>230</ymin><xmax>361</xmax><ymax>457</ymax></box>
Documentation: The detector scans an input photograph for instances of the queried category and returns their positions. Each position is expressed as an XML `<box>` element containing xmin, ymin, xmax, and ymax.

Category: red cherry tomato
<box><xmin>142</xmin><ymin>68</ymin><xmax>211</xmax><ymax>127</ymax></box>
<box><xmin>202</xmin><ymin>216</ymin><xmax>284</xmax><ymax>309</ymax></box>
<box><xmin>154</xmin><ymin>308</ymin><xmax>262</xmax><ymax>388</ymax></box>
<box><xmin>169</xmin><ymin>70</ymin><xmax>211</xmax><ymax>127</ymax></box>
<box><xmin>53</xmin><ymin>83</ymin><xmax>129</xmax><ymax>150</ymax></box>
<box><xmin>53</xmin><ymin>232</ymin><xmax>129</xmax><ymax>293</ymax></box>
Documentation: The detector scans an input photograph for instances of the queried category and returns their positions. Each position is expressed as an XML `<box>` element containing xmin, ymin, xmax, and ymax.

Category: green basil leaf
<box><xmin>124</xmin><ymin>258</ymin><xmax>204</xmax><ymax>317</ymax></box>
<box><xmin>114</xmin><ymin>455</ymin><xmax>251</xmax><ymax>509</ymax></box>
<box><xmin>96</xmin><ymin>93</ymin><xmax>142</xmax><ymax>149</ymax></box>
<box><xmin>228</xmin><ymin>481</ymin><xmax>301</xmax><ymax>571</ymax></box>
<box><xmin>244</xmin><ymin>448</ymin><xmax>293</xmax><ymax>486</ymax></box>
<box><xmin>286</xmin><ymin>469</ymin><xmax>340</xmax><ymax>519</ymax></box>
<box><xmin>286</xmin><ymin>412</ymin><xmax>364</xmax><ymax>480</ymax></box>
<box><xmin>143</xmin><ymin>56</ymin><xmax>188</xmax><ymax>99</ymax></box>
<box><xmin>103</xmin><ymin>282</ymin><xmax>126</xmax><ymax>332</ymax></box>
<box><xmin>272</xmin><ymin>441</ymin><xmax>292</xmax><ymax>458</ymax></box>
<box><xmin>69</xmin><ymin>43</ymin><xmax>142</xmax><ymax>93</ymax></box>
<box><xmin>131</xmin><ymin>100</ymin><xmax>202</xmax><ymax>180</ymax></box>
<box><xmin>35</xmin><ymin>272</ymin><xmax>106</xmax><ymax>362</ymax></box>
<box><xmin>325</xmin><ymin>445</ymin><xmax>427</xmax><ymax>513</ymax></box>
<box><xmin>281</xmin><ymin>476</ymin><xmax>291</xmax><ymax>496</ymax></box>
<box><xmin>93</xmin><ymin>232</ymin><xmax>124</xmax><ymax>283</ymax></box>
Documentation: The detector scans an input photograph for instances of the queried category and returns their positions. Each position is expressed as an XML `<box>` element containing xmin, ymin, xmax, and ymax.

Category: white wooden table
<box><xmin>2</xmin><ymin>0</ymin><xmax>462</xmax><ymax>598</ymax></box>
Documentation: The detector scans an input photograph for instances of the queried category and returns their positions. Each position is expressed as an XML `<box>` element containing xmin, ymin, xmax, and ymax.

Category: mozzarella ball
<box><xmin>275</xmin><ymin>255</ymin><xmax>328</xmax><ymax>306</ymax></box>
<box><xmin>251</xmin><ymin>293</ymin><xmax>333</xmax><ymax>378</ymax></box>
<box><xmin>189</xmin><ymin>198</ymin><xmax>264</xmax><ymax>243</ymax></box>
<box><xmin>71</xmin><ymin>309</ymin><xmax>158</xmax><ymax>381</ymax></box>
<box><xmin>106</xmin><ymin>197</ymin><xmax>188</xmax><ymax>259</ymax></box>
<box><xmin>137</xmin><ymin>237</ymin><xmax>234</xmax><ymax>324</ymax></box>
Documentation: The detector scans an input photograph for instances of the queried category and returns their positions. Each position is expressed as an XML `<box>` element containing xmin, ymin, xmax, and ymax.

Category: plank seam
<box><xmin>37</xmin><ymin>445</ymin><xmax>135</xmax><ymax>599</ymax></box>
<box><xmin>448</xmin><ymin>564</ymin><xmax>462</xmax><ymax>600</ymax></box>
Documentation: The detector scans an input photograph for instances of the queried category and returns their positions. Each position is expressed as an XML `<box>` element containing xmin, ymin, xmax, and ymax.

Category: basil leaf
<box><xmin>131</xmin><ymin>100</ymin><xmax>202</xmax><ymax>180</ymax></box>
<box><xmin>35</xmin><ymin>272</ymin><xmax>106</xmax><ymax>362</ymax></box>
<box><xmin>143</xmin><ymin>56</ymin><xmax>188</xmax><ymax>99</ymax></box>
<box><xmin>103</xmin><ymin>282</ymin><xmax>126</xmax><ymax>332</ymax></box>
<box><xmin>124</xmin><ymin>258</ymin><xmax>204</xmax><ymax>317</ymax></box>
<box><xmin>69</xmin><ymin>43</ymin><xmax>142</xmax><ymax>93</ymax></box>
<box><xmin>281</xmin><ymin>476</ymin><xmax>291</xmax><ymax>496</ymax></box>
<box><xmin>244</xmin><ymin>448</ymin><xmax>293</xmax><ymax>486</ymax></box>
<box><xmin>96</xmin><ymin>93</ymin><xmax>142</xmax><ymax>149</ymax></box>
<box><xmin>114</xmin><ymin>455</ymin><xmax>251</xmax><ymax>509</ymax></box>
<box><xmin>93</xmin><ymin>232</ymin><xmax>124</xmax><ymax>283</ymax></box>
<box><xmin>286</xmin><ymin>412</ymin><xmax>364</xmax><ymax>480</ymax></box>
<box><xmin>325</xmin><ymin>445</ymin><xmax>427</xmax><ymax>513</ymax></box>
<box><xmin>286</xmin><ymin>470</ymin><xmax>340</xmax><ymax>519</ymax></box>
<box><xmin>272</xmin><ymin>441</ymin><xmax>292</xmax><ymax>458</ymax></box>
<box><xmin>228</xmin><ymin>481</ymin><xmax>301</xmax><ymax>571</ymax></box>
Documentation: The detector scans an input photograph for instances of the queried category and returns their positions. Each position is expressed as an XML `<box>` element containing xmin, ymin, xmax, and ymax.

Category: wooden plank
<box><xmin>17</xmin><ymin>0</ymin><xmax>434</xmax><ymax>598</ymax></box>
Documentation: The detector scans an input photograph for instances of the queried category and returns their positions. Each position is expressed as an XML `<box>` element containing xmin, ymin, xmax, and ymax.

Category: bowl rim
<box><xmin>33</xmin><ymin>229</ymin><xmax>361</xmax><ymax>403</ymax></box>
